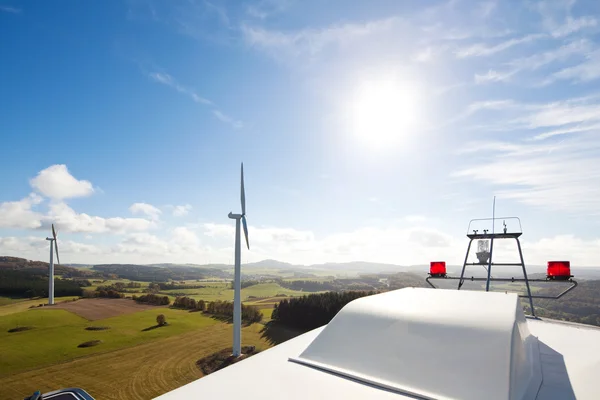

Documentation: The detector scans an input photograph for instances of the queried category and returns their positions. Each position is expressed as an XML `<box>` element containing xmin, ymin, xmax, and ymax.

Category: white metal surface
<box><xmin>46</xmin><ymin>238</ymin><xmax>55</xmax><ymax>305</ymax></box>
<box><xmin>292</xmin><ymin>288</ymin><xmax>541</xmax><ymax>400</ymax></box>
<box><xmin>233</xmin><ymin>217</ymin><xmax>241</xmax><ymax>356</ymax></box>
<box><xmin>156</xmin><ymin>288</ymin><xmax>600</xmax><ymax>400</ymax></box>
<box><xmin>227</xmin><ymin>162</ymin><xmax>248</xmax><ymax>357</ymax></box>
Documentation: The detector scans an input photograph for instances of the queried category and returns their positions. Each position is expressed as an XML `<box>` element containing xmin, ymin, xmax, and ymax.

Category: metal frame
<box><xmin>40</xmin><ymin>388</ymin><xmax>95</xmax><ymax>399</ymax></box>
<box><xmin>426</xmin><ymin>217</ymin><xmax>577</xmax><ymax>317</ymax></box>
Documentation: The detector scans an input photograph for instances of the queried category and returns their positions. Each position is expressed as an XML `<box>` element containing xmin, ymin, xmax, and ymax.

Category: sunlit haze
<box><xmin>2</xmin><ymin>0</ymin><xmax>600</xmax><ymax>266</ymax></box>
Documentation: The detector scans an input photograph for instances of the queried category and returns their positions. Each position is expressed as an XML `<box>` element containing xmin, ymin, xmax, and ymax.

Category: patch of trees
<box><xmin>97</xmin><ymin>290</ymin><xmax>124</xmax><ymax>299</ymax></box>
<box><xmin>173</xmin><ymin>296</ymin><xmax>206</xmax><ymax>310</ymax></box>
<box><xmin>0</xmin><ymin>270</ymin><xmax>83</xmax><ymax>298</ymax></box>
<box><xmin>172</xmin><ymin>296</ymin><xmax>262</xmax><ymax>323</ymax></box>
<box><xmin>133</xmin><ymin>293</ymin><xmax>170</xmax><ymax>305</ymax></box>
<box><xmin>272</xmin><ymin>291</ymin><xmax>376</xmax><ymax>332</ymax></box>
<box><xmin>276</xmin><ymin>277</ymin><xmax>386</xmax><ymax>292</ymax></box>
<box><xmin>277</xmin><ymin>279</ymin><xmax>337</xmax><ymax>292</ymax></box>
<box><xmin>158</xmin><ymin>282</ymin><xmax>206</xmax><ymax>290</ymax></box>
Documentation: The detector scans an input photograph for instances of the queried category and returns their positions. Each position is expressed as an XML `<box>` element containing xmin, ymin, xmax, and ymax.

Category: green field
<box><xmin>0</xmin><ymin>322</ymin><xmax>274</xmax><ymax>400</ymax></box>
<box><xmin>0</xmin><ymin>297</ymin><xmax>24</xmax><ymax>306</ymax></box>
<box><xmin>260</xmin><ymin>308</ymin><xmax>274</xmax><ymax>320</ymax></box>
<box><xmin>160</xmin><ymin>282</ymin><xmax>310</xmax><ymax>302</ymax></box>
<box><xmin>0</xmin><ymin>307</ymin><xmax>218</xmax><ymax>376</ymax></box>
<box><xmin>0</xmin><ymin>296</ymin><xmax>80</xmax><ymax>317</ymax></box>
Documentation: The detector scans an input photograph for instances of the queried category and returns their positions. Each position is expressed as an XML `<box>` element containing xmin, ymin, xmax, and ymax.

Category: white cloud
<box><xmin>241</xmin><ymin>16</ymin><xmax>399</xmax><ymax>60</ymax></box>
<box><xmin>0</xmin><ymin>194</ymin><xmax>44</xmax><ymax>229</ymax></box>
<box><xmin>475</xmin><ymin>69</ymin><xmax>515</xmax><ymax>84</ymax></box>
<box><xmin>474</xmin><ymin>1</ymin><xmax>497</xmax><ymax>19</ymax></box>
<box><xmin>212</xmin><ymin>110</ymin><xmax>243</xmax><ymax>129</ymax></box>
<box><xmin>551</xmin><ymin>16</ymin><xmax>598</xmax><ymax>37</ymax></box>
<box><xmin>147</xmin><ymin>71</ymin><xmax>242</xmax><ymax>128</ymax></box>
<box><xmin>0</xmin><ymin>236</ymin><xmax>47</xmax><ymax>256</ymax></box>
<box><xmin>455</xmin><ymin>34</ymin><xmax>545</xmax><ymax>58</ymax></box>
<box><xmin>203</xmin><ymin>222</ymin><xmax>235</xmax><ymax>238</ymax></box>
<box><xmin>4</xmin><ymin>222</ymin><xmax>600</xmax><ymax>266</ymax></box>
<box><xmin>549</xmin><ymin>50</ymin><xmax>600</xmax><ymax>83</ymax></box>
<box><xmin>412</xmin><ymin>47</ymin><xmax>434</xmax><ymax>63</ymax></box>
<box><xmin>405</xmin><ymin>215</ymin><xmax>428</xmax><ymax>224</ymax></box>
<box><xmin>0</xmin><ymin>6</ymin><xmax>21</xmax><ymax>13</ymax></box>
<box><xmin>246</xmin><ymin>0</ymin><xmax>292</xmax><ymax>19</ymax></box>
<box><xmin>148</xmin><ymin>72</ymin><xmax>213</xmax><ymax>105</ymax></box>
<box><xmin>453</xmin><ymin>135</ymin><xmax>600</xmax><ymax>213</ymax></box>
<box><xmin>48</xmin><ymin>202</ymin><xmax>155</xmax><ymax>234</ymax></box>
<box><xmin>172</xmin><ymin>204</ymin><xmax>193</xmax><ymax>217</ymax></box>
<box><xmin>129</xmin><ymin>202</ymin><xmax>162</xmax><ymax>220</ymax></box>
<box><xmin>170</xmin><ymin>226</ymin><xmax>200</xmax><ymax>248</ymax></box>
<box><xmin>30</xmin><ymin>165</ymin><xmax>94</xmax><ymax>200</ymax></box>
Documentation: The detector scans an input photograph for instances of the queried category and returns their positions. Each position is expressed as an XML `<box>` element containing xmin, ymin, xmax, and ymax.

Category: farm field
<box><xmin>0</xmin><ymin>322</ymin><xmax>273</xmax><ymax>400</ymax></box>
<box><xmin>0</xmin><ymin>296</ymin><xmax>80</xmax><ymax>317</ymax></box>
<box><xmin>160</xmin><ymin>282</ymin><xmax>310</xmax><ymax>302</ymax></box>
<box><xmin>0</xmin><ymin>304</ymin><xmax>218</xmax><ymax>376</ymax></box>
<box><xmin>53</xmin><ymin>298</ymin><xmax>162</xmax><ymax>320</ymax></box>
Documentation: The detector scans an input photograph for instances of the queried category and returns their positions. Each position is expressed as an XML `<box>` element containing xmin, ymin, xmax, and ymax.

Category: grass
<box><xmin>0</xmin><ymin>297</ymin><xmax>26</xmax><ymax>306</ymax></box>
<box><xmin>0</xmin><ymin>296</ymin><xmax>80</xmax><ymax>317</ymax></box>
<box><xmin>0</xmin><ymin>323</ymin><xmax>277</xmax><ymax>400</ymax></box>
<box><xmin>260</xmin><ymin>308</ymin><xmax>273</xmax><ymax>320</ymax></box>
<box><xmin>0</xmin><ymin>307</ymin><xmax>218</xmax><ymax>376</ymax></box>
<box><xmin>160</xmin><ymin>282</ymin><xmax>309</xmax><ymax>302</ymax></box>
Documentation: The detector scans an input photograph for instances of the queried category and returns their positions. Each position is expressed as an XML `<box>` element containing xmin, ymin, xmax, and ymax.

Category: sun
<box><xmin>350</xmin><ymin>79</ymin><xmax>420</xmax><ymax>149</ymax></box>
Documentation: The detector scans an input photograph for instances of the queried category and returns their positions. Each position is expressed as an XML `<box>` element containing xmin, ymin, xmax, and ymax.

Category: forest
<box><xmin>0</xmin><ymin>270</ymin><xmax>83</xmax><ymax>298</ymax></box>
<box><xmin>272</xmin><ymin>291</ymin><xmax>376</xmax><ymax>331</ymax></box>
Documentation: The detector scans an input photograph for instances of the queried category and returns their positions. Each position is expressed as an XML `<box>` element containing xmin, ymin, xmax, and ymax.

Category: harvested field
<box><xmin>0</xmin><ymin>323</ymin><xmax>276</xmax><ymax>400</ymax></box>
<box><xmin>52</xmin><ymin>298</ymin><xmax>163</xmax><ymax>320</ymax></box>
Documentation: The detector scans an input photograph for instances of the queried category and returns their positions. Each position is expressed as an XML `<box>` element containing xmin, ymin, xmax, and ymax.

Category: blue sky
<box><xmin>1</xmin><ymin>0</ymin><xmax>600</xmax><ymax>266</ymax></box>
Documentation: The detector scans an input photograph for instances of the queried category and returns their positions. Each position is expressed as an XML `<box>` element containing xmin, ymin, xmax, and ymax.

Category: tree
<box><xmin>157</xmin><ymin>314</ymin><xmax>166</xmax><ymax>326</ymax></box>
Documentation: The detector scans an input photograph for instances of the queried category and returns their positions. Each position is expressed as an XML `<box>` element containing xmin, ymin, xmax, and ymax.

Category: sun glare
<box><xmin>351</xmin><ymin>79</ymin><xmax>420</xmax><ymax>149</ymax></box>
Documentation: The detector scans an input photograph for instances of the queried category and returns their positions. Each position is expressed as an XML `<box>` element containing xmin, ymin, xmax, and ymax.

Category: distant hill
<box><xmin>0</xmin><ymin>256</ymin><xmax>89</xmax><ymax>277</ymax></box>
<box><xmin>243</xmin><ymin>259</ymin><xmax>295</xmax><ymax>269</ymax></box>
<box><xmin>92</xmin><ymin>264</ymin><xmax>230</xmax><ymax>281</ymax></box>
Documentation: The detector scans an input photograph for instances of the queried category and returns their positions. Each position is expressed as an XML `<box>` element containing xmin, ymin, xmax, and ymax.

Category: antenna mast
<box><xmin>486</xmin><ymin>196</ymin><xmax>496</xmax><ymax>291</ymax></box>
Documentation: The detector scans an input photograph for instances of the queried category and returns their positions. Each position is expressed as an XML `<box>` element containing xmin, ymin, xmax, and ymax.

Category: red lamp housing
<box><xmin>547</xmin><ymin>261</ymin><xmax>572</xmax><ymax>281</ymax></box>
<box><xmin>430</xmin><ymin>261</ymin><xmax>447</xmax><ymax>277</ymax></box>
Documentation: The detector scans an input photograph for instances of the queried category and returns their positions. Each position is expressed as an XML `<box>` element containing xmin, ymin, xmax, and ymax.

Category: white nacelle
<box><xmin>291</xmin><ymin>288</ymin><xmax>542</xmax><ymax>400</ymax></box>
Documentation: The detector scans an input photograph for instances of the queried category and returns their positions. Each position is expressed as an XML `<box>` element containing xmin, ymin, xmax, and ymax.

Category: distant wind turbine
<box><xmin>228</xmin><ymin>163</ymin><xmax>250</xmax><ymax>357</ymax></box>
<box><xmin>46</xmin><ymin>224</ymin><xmax>60</xmax><ymax>305</ymax></box>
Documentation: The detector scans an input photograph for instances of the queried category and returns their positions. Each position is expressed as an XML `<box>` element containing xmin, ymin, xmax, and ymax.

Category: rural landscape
<box><xmin>1</xmin><ymin>255</ymin><xmax>600</xmax><ymax>399</ymax></box>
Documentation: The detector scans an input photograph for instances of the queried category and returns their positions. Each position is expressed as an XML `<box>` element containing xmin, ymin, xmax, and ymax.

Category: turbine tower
<box><xmin>228</xmin><ymin>163</ymin><xmax>250</xmax><ymax>357</ymax></box>
<box><xmin>45</xmin><ymin>224</ymin><xmax>60</xmax><ymax>305</ymax></box>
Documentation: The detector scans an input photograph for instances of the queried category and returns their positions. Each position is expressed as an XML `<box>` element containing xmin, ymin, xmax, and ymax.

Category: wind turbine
<box><xmin>228</xmin><ymin>163</ymin><xmax>250</xmax><ymax>357</ymax></box>
<box><xmin>46</xmin><ymin>224</ymin><xmax>60</xmax><ymax>305</ymax></box>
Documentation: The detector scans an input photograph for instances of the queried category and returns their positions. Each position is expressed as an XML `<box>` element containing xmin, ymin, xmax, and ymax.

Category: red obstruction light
<box><xmin>547</xmin><ymin>261</ymin><xmax>572</xmax><ymax>281</ymax></box>
<box><xmin>429</xmin><ymin>261</ymin><xmax>447</xmax><ymax>277</ymax></box>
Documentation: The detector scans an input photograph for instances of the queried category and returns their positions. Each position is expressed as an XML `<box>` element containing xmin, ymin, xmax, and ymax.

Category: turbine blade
<box><xmin>52</xmin><ymin>224</ymin><xmax>60</xmax><ymax>265</ymax></box>
<box><xmin>54</xmin><ymin>240</ymin><xmax>60</xmax><ymax>266</ymax></box>
<box><xmin>242</xmin><ymin>216</ymin><xmax>249</xmax><ymax>250</ymax></box>
<box><xmin>240</xmin><ymin>163</ymin><xmax>246</xmax><ymax>216</ymax></box>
